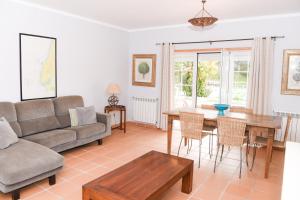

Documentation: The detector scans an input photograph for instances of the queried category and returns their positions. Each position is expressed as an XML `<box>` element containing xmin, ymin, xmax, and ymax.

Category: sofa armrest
<box><xmin>96</xmin><ymin>113</ymin><xmax>111</xmax><ymax>134</ymax></box>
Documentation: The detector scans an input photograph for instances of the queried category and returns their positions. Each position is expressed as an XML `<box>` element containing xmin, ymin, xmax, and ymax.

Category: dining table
<box><xmin>163</xmin><ymin>108</ymin><xmax>282</xmax><ymax>178</ymax></box>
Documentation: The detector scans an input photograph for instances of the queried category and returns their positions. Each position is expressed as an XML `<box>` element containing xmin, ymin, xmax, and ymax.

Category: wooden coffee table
<box><xmin>83</xmin><ymin>151</ymin><xmax>194</xmax><ymax>200</ymax></box>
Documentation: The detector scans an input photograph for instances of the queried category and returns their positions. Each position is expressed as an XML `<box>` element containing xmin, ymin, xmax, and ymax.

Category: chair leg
<box><xmin>198</xmin><ymin>140</ymin><xmax>202</xmax><ymax>168</ymax></box>
<box><xmin>177</xmin><ymin>137</ymin><xmax>183</xmax><ymax>157</ymax></box>
<box><xmin>186</xmin><ymin>139</ymin><xmax>190</xmax><ymax>154</ymax></box>
<box><xmin>214</xmin><ymin>144</ymin><xmax>220</xmax><ymax>173</ymax></box>
<box><xmin>250</xmin><ymin>144</ymin><xmax>257</xmax><ymax>171</ymax></box>
<box><xmin>246</xmin><ymin>138</ymin><xmax>249</xmax><ymax>167</ymax></box>
<box><xmin>11</xmin><ymin>190</ymin><xmax>20</xmax><ymax>200</ymax></box>
<box><xmin>208</xmin><ymin>135</ymin><xmax>211</xmax><ymax>157</ymax></box>
<box><xmin>211</xmin><ymin>133</ymin><xmax>214</xmax><ymax>156</ymax></box>
<box><xmin>220</xmin><ymin>145</ymin><xmax>224</xmax><ymax>162</ymax></box>
<box><xmin>188</xmin><ymin>139</ymin><xmax>193</xmax><ymax>153</ymax></box>
<box><xmin>239</xmin><ymin>146</ymin><xmax>242</xmax><ymax>179</ymax></box>
<box><xmin>270</xmin><ymin>148</ymin><xmax>273</xmax><ymax>162</ymax></box>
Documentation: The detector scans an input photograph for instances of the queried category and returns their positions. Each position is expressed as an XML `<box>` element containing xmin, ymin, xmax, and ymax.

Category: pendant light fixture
<box><xmin>188</xmin><ymin>0</ymin><xmax>218</xmax><ymax>27</ymax></box>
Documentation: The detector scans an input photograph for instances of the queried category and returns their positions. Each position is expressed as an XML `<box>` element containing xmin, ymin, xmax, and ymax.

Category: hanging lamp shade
<box><xmin>188</xmin><ymin>0</ymin><xmax>218</xmax><ymax>27</ymax></box>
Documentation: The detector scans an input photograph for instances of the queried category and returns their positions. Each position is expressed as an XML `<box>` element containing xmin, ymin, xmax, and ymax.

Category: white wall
<box><xmin>0</xmin><ymin>0</ymin><xmax>129</xmax><ymax>114</ymax></box>
<box><xmin>1</xmin><ymin>0</ymin><xmax>299</xmax><ymax>122</ymax></box>
<box><xmin>128</xmin><ymin>15</ymin><xmax>300</xmax><ymax>120</ymax></box>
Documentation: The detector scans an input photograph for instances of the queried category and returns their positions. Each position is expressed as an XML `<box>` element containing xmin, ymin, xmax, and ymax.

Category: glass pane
<box><xmin>231</xmin><ymin>57</ymin><xmax>250</xmax><ymax>106</ymax></box>
<box><xmin>196</xmin><ymin>53</ymin><xmax>221</xmax><ymax>106</ymax></box>
<box><xmin>234</xmin><ymin>72</ymin><xmax>248</xmax><ymax>83</ymax></box>
<box><xmin>173</xmin><ymin>59</ymin><xmax>194</xmax><ymax>108</ymax></box>
<box><xmin>174</xmin><ymin>71</ymin><xmax>181</xmax><ymax>84</ymax></box>
<box><xmin>182</xmin><ymin>71</ymin><xmax>193</xmax><ymax>85</ymax></box>
<box><xmin>234</xmin><ymin>60</ymin><xmax>248</xmax><ymax>71</ymax></box>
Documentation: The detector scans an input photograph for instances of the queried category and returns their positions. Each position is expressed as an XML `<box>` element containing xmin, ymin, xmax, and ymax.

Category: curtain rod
<box><xmin>155</xmin><ymin>36</ymin><xmax>285</xmax><ymax>46</ymax></box>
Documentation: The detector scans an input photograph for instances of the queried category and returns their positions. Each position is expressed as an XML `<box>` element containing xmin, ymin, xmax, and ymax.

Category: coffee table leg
<box><xmin>82</xmin><ymin>188</ymin><xmax>90</xmax><ymax>200</ymax></box>
<box><xmin>181</xmin><ymin>165</ymin><xmax>193</xmax><ymax>194</ymax></box>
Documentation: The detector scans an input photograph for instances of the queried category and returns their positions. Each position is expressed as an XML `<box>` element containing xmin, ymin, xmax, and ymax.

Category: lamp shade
<box><xmin>106</xmin><ymin>83</ymin><xmax>121</xmax><ymax>95</ymax></box>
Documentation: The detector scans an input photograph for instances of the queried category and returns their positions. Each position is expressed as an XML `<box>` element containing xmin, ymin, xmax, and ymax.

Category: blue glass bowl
<box><xmin>214</xmin><ymin>104</ymin><xmax>230</xmax><ymax>116</ymax></box>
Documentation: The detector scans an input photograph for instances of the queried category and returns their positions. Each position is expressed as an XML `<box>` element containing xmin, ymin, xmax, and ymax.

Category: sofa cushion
<box><xmin>53</xmin><ymin>96</ymin><xmax>84</xmax><ymax>128</ymax></box>
<box><xmin>0</xmin><ymin>102</ymin><xmax>22</xmax><ymax>137</ymax></box>
<box><xmin>15</xmin><ymin>99</ymin><xmax>60</xmax><ymax>136</ymax></box>
<box><xmin>0</xmin><ymin>117</ymin><xmax>19</xmax><ymax>149</ymax></box>
<box><xmin>23</xmin><ymin>129</ymin><xmax>76</xmax><ymax>149</ymax></box>
<box><xmin>0</xmin><ymin>139</ymin><xmax>63</xmax><ymax>185</ymax></box>
<box><xmin>75</xmin><ymin>106</ymin><xmax>97</xmax><ymax>126</ymax></box>
<box><xmin>67</xmin><ymin>123</ymin><xmax>105</xmax><ymax>139</ymax></box>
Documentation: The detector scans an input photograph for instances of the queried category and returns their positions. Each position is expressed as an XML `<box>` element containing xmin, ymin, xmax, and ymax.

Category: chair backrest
<box><xmin>282</xmin><ymin>114</ymin><xmax>292</xmax><ymax>145</ymax></box>
<box><xmin>217</xmin><ymin>117</ymin><xmax>247</xmax><ymax>146</ymax></box>
<box><xmin>201</xmin><ymin>104</ymin><xmax>216</xmax><ymax>110</ymax></box>
<box><xmin>230</xmin><ymin>106</ymin><xmax>253</xmax><ymax>114</ymax></box>
<box><xmin>179</xmin><ymin>112</ymin><xmax>204</xmax><ymax>140</ymax></box>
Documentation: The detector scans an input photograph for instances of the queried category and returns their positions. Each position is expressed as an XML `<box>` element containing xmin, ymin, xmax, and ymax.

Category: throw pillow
<box><xmin>69</xmin><ymin>109</ymin><xmax>79</xmax><ymax>127</ymax></box>
<box><xmin>0</xmin><ymin>117</ymin><xmax>19</xmax><ymax>149</ymax></box>
<box><xmin>76</xmin><ymin>106</ymin><xmax>97</xmax><ymax>126</ymax></box>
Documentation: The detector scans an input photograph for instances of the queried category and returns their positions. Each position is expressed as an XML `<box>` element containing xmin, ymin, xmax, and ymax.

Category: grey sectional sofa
<box><xmin>0</xmin><ymin>96</ymin><xmax>111</xmax><ymax>200</ymax></box>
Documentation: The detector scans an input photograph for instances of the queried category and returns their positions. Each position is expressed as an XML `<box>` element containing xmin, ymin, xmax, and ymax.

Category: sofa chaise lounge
<box><xmin>0</xmin><ymin>96</ymin><xmax>111</xmax><ymax>200</ymax></box>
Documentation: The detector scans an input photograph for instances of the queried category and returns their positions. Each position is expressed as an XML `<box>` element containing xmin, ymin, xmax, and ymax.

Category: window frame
<box><xmin>172</xmin><ymin>49</ymin><xmax>251</xmax><ymax>109</ymax></box>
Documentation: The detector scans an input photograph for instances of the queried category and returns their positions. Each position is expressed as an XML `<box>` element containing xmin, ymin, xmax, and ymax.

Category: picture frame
<box><xmin>20</xmin><ymin>33</ymin><xmax>57</xmax><ymax>101</ymax></box>
<box><xmin>132</xmin><ymin>54</ymin><xmax>156</xmax><ymax>87</ymax></box>
<box><xmin>281</xmin><ymin>49</ymin><xmax>300</xmax><ymax>95</ymax></box>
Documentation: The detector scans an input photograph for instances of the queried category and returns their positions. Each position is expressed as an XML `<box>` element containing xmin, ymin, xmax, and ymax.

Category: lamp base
<box><xmin>108</xmin><ymin>95</ymin><xmax>119</xmax><ymax>106</ymax></box>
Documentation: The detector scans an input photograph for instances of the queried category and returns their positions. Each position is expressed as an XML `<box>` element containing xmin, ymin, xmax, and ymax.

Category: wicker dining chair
<box><xmin>250</xmin><ymin>114</ymin><xmax>292</xmax><ymax>171</ymax></box>
<box><xmin>214</xmin><ymin>117</ymin><xmax>247</xmax><ymax>178</ymax></box>
<box><xmin>178</xmin><ymin>112</ymin><xmax>212</xmax><ymax>168</ymax></box>
<box><xmin>229</xmin><ymin>106</ymin><xmax>253</xmax><ymax>154</ymax></box>
<box><xmin>200</xmin><ymin>104</ymin><xmax>217</xmax><ymax>157</ymax></box>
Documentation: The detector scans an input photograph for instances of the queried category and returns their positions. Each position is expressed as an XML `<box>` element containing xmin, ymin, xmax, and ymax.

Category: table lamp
<box><xmin>106</xmin><ymin>83</ymin><xmax>120</xmax><ymax>106</ymax></box>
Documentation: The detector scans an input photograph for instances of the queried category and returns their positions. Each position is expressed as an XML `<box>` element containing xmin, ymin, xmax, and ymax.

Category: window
<box><xmin>173</xmin><ymin>55</ymin><xmax>195</xmax><ymax>108</ymax></box>
<box><xmin>230</xmin><ymin>53</ymin><xmax>250</xmax><ymax>106</ymax></box>
<box><xmin>172</xmin><ymin>50</ymin><xmax>251</xmax><ymax>109</ymax></box>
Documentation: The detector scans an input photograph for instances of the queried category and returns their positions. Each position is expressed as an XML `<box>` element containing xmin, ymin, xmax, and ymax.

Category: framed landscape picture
<box><xmin>132</xmin><ymin>54</ymin><xmax>156</xmax><ymax>87</ymax></box>
<box><xmin>20</xmin><ymin>33</ymin><xmax>57</xmax><ymax>101</ymax></box>
<box><xmin>281</xmin><ymin>49</ymin><xmax>300</xmax><ymax>95</ymax></box>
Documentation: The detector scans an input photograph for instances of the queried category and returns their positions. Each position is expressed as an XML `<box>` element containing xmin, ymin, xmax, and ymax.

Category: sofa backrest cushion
<box><xmin>0</xmin><ymin>102</ymin><xmax>22</xmax><ymax>137</ymax></box>
<box><xmin>15</xmin><ymin>99</ymin><xmax>60</xmax><ymax>136</ymax></box>
<box><xmin>53</xmin><ymin>96</ymin><xmax>84</xmax><ymax>128</ymax></box>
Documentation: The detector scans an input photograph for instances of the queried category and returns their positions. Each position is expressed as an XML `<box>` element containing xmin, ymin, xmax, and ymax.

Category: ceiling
<box><xmin>18</xmin><ymin>0</ymin><xmax>300</xmax><ymax>30</ymax></box>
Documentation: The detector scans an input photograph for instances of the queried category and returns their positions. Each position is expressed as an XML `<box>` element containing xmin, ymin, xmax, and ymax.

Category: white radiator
<box><xmin>132</xmin><ymin>97</ymin><xmax>159</xmax><ymax>126</ymax></box>
<box><xmin>273</xmin><ymin>111</ymin><xmax>300</xmax><ymax>143</ymax></box>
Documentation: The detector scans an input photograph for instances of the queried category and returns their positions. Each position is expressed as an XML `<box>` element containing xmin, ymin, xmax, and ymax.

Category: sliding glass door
<box><xmin>196</xmin><ymin>52</ymin><xmax>222</xmax><ymax>107</ymax></box>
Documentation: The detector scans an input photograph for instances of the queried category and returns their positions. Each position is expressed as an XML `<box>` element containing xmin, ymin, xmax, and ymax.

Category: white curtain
<box><xmin>247</xmin><ymin>37</ymin><xmax>275</xmax><ymax>115</ymax></box>
<box><xmin>160</xmin><ymin>43</ymin><xmax>174</xmax><ymax>130</ymax></box>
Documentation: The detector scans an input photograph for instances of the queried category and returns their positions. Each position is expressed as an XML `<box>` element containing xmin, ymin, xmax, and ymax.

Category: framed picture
<box><xmin>20</xmin><ymin>33</ymin><xmax>57</xmax><ymax>101</ymax></box>
<box><xmin>132</xmin><ymin>54</ymin><xmax>156</xmax><ymax>87</ymax></box>
<box><xmin>281</xmin><ymin>49</ymin><xmax>300</xmax><ymax>95</ymax></box>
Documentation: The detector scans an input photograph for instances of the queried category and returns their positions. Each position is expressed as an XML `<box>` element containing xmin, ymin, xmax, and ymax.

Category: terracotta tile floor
<box><xmin>0</xmin><ymin>123</ymin><xmax>284</xmax><ymax>200</ymax></box>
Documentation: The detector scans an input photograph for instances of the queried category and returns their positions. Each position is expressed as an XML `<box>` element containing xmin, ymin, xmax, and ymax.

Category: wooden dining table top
<box><xmin>164</xmin><ymin>108</ymin><xmax>282</xmax><ymax>129</ymax></box>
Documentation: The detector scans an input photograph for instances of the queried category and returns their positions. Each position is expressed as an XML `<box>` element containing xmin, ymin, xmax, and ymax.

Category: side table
<box><xmin>104</xmin><ymin>105</ymin><xmax>126</xmax><ymax>133</ymax></box>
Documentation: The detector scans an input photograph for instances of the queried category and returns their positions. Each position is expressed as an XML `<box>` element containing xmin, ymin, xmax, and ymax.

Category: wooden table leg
<box><xmin>264</xmin><ymin>128</ymin><xmax>275</xmax><ymax>178</ymax></box>
<box><xmin>184</xmin><ymin>138</ymin><xmax>188</xmax><ymax>146</ymax></box>
<box><xmin>124</xmin><ymin>110</ymin><xmax>126</xmax><ymax>133</ymax></box>
<box><xmin>181</xmin><ymin>164</ymin><xmax>193</xmax><ymax>194</ymax></box>
<box><xmin>167</xmin><ymin>116</ymin><xmax>173</xmax><ymax>154</ymax></box>
<box><xmin>120</xmin><ymin>110</ymin><xmax>122</xmax><ymax>130</ymax></box>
